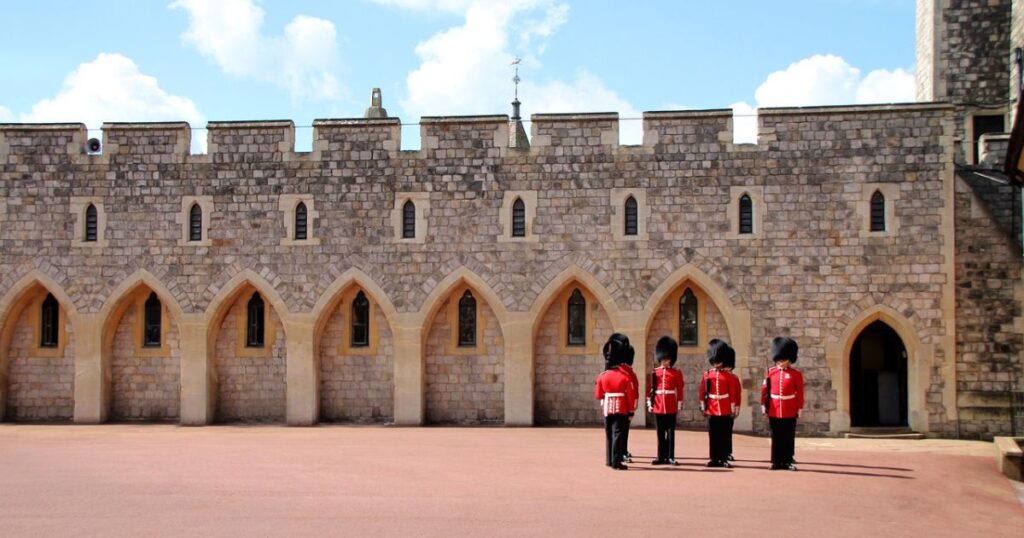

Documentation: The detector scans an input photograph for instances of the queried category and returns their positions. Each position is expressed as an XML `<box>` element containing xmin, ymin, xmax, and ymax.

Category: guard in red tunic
<box><xmin>699</xmin><ymin>339</ymin><xmax>742</xmax><ymax>467</ymax></box>
<box><xmin>617</xmin><ymin>344</ymin><xmax>639</xmax><ymax>464</ymax></box>
<box><xmin>760</xmin><ymin>336</ymin><xmax>804</xmax><ymax>471</ymax></box>
<box><xmin>647</xmin><ymin>336</ymin><xmax>683</xmax><ymax>465</ymax></box>
<box><xmin>596</xmin><ymin>333</ymin><xmax>637</xmax><ymax>470</ymax></box>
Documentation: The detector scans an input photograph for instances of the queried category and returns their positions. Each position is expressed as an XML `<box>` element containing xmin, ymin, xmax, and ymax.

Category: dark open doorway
<box><xmin>850</xmin><ymin>321</ymin><xmax>908</xmax><ymax>427</ymax></box>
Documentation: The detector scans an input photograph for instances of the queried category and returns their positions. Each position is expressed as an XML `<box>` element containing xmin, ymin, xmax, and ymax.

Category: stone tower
<box><xmin>916</xmin><ymin>0</ymin><xmax>1014</xmax><ymax>164</ymax></box>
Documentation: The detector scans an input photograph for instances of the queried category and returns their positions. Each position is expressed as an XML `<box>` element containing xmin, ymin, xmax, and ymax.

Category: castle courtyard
<box><xmin>0</xmin><ymin>425</ymin><xmax>1020</xmax><ymax>536</ymax></box>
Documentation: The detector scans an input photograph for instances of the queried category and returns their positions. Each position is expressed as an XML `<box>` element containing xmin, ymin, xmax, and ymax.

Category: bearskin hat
<box><xmin>655</xmin><ymin>336</ymin><xmax>679</xmax><ymax>366</ymax></box>
<box><xmin>602</xmin><ymin>333</ymin><xmax>632</xmax><ymax>366</ymax></box>
<box><xmin>770</xmin><ymin>336</ymin><xmax>798</xmax><ymax>363</ymax></box>
<box><xmin>707</xmin><ymin>339</ymin><xmax>736</xmax><ymax>367</ymax></box>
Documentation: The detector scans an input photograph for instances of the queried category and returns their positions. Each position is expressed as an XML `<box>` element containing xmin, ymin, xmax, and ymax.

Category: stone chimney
<box><xmin>364</xmin><ymin>88</ymin><xmax>388</xmax><ymax>119</ymax></box>
<box><xmin>509</xmin><ymin>98</ymin><xmax>530</xmax><ymax>149</ymax></box>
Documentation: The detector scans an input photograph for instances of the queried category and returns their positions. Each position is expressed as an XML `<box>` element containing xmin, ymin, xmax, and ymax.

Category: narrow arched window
<box><xmin>295</xmin><ymin>201</ymin><xmax>308</xmax><ymax>240</ymax></box>
<box><xmin>351</xmin><ymin>291</ymin><xmax>370</xmax><ymax>347</ymax></box>
<box><xmin>567</xmin><ymin>288</ymin><xmax>586</xmax><ymax>346</ymax></box>
<box><xmin>679</xmin><ymin>288</ymin><xmax>698</xmax><ymax>346</ymax></box>
<box><xmin>402</xmin><ymin>200</ymin><xmax>415</xmax><ymax>239</ymax></box>
<box><xmin>624</xmin><ymin>196</ymin><xmax>638</xmax><ymax>236</ymax></box>
<box><xmin>84</xmin><ymin>204</ymin><xmax>98</xmax><ymax>242</ymax></box>
<box><xmin>143</xmin><ymin>292</ymin><xmax>162</xmax><ymax>348</ymax></box>
<box><xmin>457</xmin><ymin>290</ymin><xmax>476</xmax><ymax>347</ymax></box>
<box><xmin>458</xmin><ymin>291</ymin><xmax>477</xmax><ymax>346</ymax></box>
<box><xmin>870</xmin><ymin>190</ymin><xmax>886</xmax><ymax>232</ymax></box>
<box><xmin>246</xmin><ymin>292</ymin><xmax>265</xmax><ymax>348</ymax></box>
<box><xmin>189</xmin><ymin>203</ymin><xmax>203</xmax><ymax>242</ymax></box>
<box><xmin>511</xmin><ymin>198</ymin><xmax>526</xmax><ymax>237</ymax></box>
<box><xmin>40</xmin><ymin>293</ymin><xmax>59</xmax><ymax>348</ymax></box>
<box><xmin>739</xmin><ymin>194</ymin><xmax>753</xmax><ymax>234</ymax></box>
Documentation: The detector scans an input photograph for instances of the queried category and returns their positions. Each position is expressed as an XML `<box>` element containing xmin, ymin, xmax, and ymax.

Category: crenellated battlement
<box><xmin>102</xmin><ymin>122</ymin><xmax>191</xmax><ymax>163</ymax></box>
<box><xmin>0</xmin><ymin>104</ymin><xmax>955</xmax><ymax>166</ymax></box>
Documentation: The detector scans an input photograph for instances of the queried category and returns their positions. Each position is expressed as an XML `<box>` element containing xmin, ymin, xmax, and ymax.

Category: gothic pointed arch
<box><xmin>528</xmin><ymin>264</ymin><xmax>622</xmax><ymax>338</ymax></box>
<box><xmin>825</xmin><ymin>303</ymin><xmax>931</xmax><ymax>434</ymax></box>
<box><xmin>205</xmin><ymin>269</ymin><xmax>289</xmax><ymax>423</ymax></box>
<box><xmin>98</xmin><ymin>269</ymin><xmax>186</xmax><ymax>351</ymax></box>
<box><xmin>418</xmin><ymin>266</ymin><xmax>511</xmax><ymax>338</ymax></box>
<box><xmin>310</xmin><ymin>267</ymin><xmax>398</xmax><ymax>348</ymax></box>
<box><xmin>419</xmin><ymin>266</ymin><xmax>508</xmax><ymax>424</ymax></box>
<box><xmin>0</xmin><ymin>270</ymin><xmax>79</xmax><ymax>422</ymax></box>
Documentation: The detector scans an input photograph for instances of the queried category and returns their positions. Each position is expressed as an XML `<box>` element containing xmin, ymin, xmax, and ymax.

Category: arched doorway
<box><xmin>850</xmin><ymin>321</ymin><xmax>908</xmax><ymax>427</ymax></box>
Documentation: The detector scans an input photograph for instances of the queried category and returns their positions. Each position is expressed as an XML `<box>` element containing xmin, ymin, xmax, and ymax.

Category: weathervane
<box><xmin>512</xmin><ymin>57</ymin><xmax>521</xmax><ymax>101</ymax></box>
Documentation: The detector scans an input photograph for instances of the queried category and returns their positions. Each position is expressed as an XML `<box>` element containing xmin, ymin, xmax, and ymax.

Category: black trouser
<box><xmin>622</xmin><ymin>415</ymin><xmax>633</xmax><ymax>457</ymax></box>
<box><xmin>725</xmin><ymin>416</ymin><xmax>734</xmax><ymax>457</ymax></box>
<box><xmin>769</xmin><ymin>417</ymin><xmax>797</xmax><ymax>466</ymax></box>
<box><xmin>654</xmin><ymin>413</ymin><xmax>677</xmax><ymax>461</ymax></box>
<box><xmin>605</xmin><ymin>415</ymin><xmax>630</xmax><ymax>466</ymax></box>
<box><xmin>707</xmin><ymin>415</ymin><xmax>734</xmax><ymax>462</ymax></box>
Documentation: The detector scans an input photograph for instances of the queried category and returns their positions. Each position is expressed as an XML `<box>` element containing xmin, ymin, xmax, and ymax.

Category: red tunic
<box><xmin>759</xmin><ymin>366</ymin><xmax>804</xmax><ymax>418</ymax></box>
<box><xmin>648</xmin><ymin>366</ymin><xmax>684</xmax><ymax>414</ymax></box>
<box><xmin>595</xmin><ymin>368</ymin><xmax>637</xmax><ymax>416</ymax></box>
<box><xmin>616</xmin><ymin>364</ymin><xmax>640</xmax><ymax>414</ymax></box>
<box><xmin>699</xmin><ymin>368</ymin><xmax>742</xmax><ymax>416</ymax></box>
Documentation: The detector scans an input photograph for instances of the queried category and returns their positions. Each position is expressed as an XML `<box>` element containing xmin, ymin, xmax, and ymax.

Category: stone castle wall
<box><xmin>424</xmin><ymin>293</ymin><xmax>504</xmax><ymax>424</ymax></box>
<box><xmin>319</xmin><ymin>301</ymin><xmax>394</xmax><ymax>423</ymax></box>
<box><xmin>110</xmin><ymin>305</ymin><xmax>180</xmax><ymax>420</ymax></box>
<box><xmin>0</xmin><ymin>103</ymin><xmax>1010</xmax><ymax>437</ymax></box>
<box><xmin>954</xmin><ymin>174</ymin><xmax>1024</xmax><ymax>438</ymax></box>
<box><xmin>213</xmin><ymin>298</ymin><xmax>287</xmax><ymax>422</ymax></box>
<box><xmin>5</xmin><ymin>312</ymin><xmax>74</xmax><ymax>420</ymax></box>
<box><xmin>533</xmin><ymin>294</ymin><xmax>613</xmax><ymax>426</ymax></box>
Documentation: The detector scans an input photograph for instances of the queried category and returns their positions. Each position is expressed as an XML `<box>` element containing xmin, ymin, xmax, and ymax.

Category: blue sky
<box><xmin>0</xmin><ymin>1</ymin><xmax>917</xmax><ymax>150</ymax></box>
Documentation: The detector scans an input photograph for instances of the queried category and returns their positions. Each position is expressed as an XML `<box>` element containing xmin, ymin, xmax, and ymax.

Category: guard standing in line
<box><xmin>648</xmin><ymin>336</ymin><xmax>683</xmax><ymax>465</ymax></box>
<box><xmin>760</xmin><ymin>336</ymin><xmax>804</xmax><ymax>471</ymax></box>
<box><xmin>596</xmin><ymin>333</ymin><xmax>637</xmax><ymax>470</ymax></box>
<box><xmin>618</xmin><ymin>344</ymin><xmax>639</xmax><ymax>464</ymax></box>
<box><xmin>699</xmin><ymin>339</ymin><xmax>742</xmax><ymax>467</ymax></box>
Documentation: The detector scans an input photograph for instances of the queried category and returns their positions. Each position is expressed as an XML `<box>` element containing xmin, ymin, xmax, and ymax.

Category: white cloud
<box><xmin>855</xmin><ymin>68</ymin><xmax>915</xmax><ymax>104</ymax></box>
<box><xmin>733</xmin><ymin>55</ymin><xmax>915</xmax><ymax>145</ymax></box>
<box><xmin>21</xmin><ymin>53</ymin><xmax>207</xmax><ymax>152</ymax></box>
<box><xmin>171</xmin><ymin>0</ymin><xmax>341</xmax><ymax>101</ymax></box>
<box><xmin>523</xmin><ymin>72</ymin><xmax>643</xmax><ymax>144</ymax></box>
<box><xmin>754</xmin><ymin>54</ymin><xmax>914</xmax><ymax>108</ymax></box>
<box><xmin>378</xmin><ymin>0</ymin><xmax>642</xmax><ymax>143</ymax></box>
<box><xmin>0</xmin><ymin>105</ymin><xmax>13</xmax><ymax>122</ymax></box>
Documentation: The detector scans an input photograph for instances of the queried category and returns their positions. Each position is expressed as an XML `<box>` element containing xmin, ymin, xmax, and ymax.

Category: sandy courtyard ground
<box><xmin>0</xmin><ymin>424</ymin><xmax>1021</xmax><ymax>537</ymax></box>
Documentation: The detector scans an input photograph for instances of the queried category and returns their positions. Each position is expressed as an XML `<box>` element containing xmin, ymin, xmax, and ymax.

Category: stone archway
<box><xmin>644</xmin><ymin>282</ymin><xmax>731</xmax><ymax>428</ymax></box>
<box><xmin>0</xmin><ymin>274</ymin><xmax>79</xmax><ymax>422</ymax></box>
<box><xmin>641</xmin><ymin>264</ymin><xmax>752</xmax><ymax>430</ymax></box>
<box><xmin>531</xmin><ymin>277</ymin><xmax>615</xmax><ymax>426</ymax></box>
<box><xmin>205</xmin><ymin>274</ymin><xmax>290</xmax><ymax>423</ymax></box>
<box><xmin>421</xmin><ymin>281</ymin><xmax>505</xmax><ymax>425</ymax></box>
<box><xmin>826</xmin><ymin>305</ymin><xmax>930</xmax><ymax>433</ymax></box>
<box><xmin>312</xmin><ymin>270</ymin><xmax>397</xmax><ymax>424</ymax></box>
<box><xmin>849</xmin><ymin>321</ymin><xmax>909</xmax><ymax>428</ymax></box>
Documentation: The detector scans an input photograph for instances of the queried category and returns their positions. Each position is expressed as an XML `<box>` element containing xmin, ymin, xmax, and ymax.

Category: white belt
<box><xmin>605</xmin><ymin>392</ymin><xmax>625</xmax><ymax>397</ymax></box>
<box><xmin>655</xmin><ymin>390</ymin><xmax>676</xmax><ymax>395</ymax></box>
<box><xmin>708</xmin><ymin>394</ymin><xmax>729</xmax><ymax>399</ymax></box>
<box><xmin>770</xmin><ymin>394</ymin><xmax>795</xmax><ymax>400</ymax></box>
